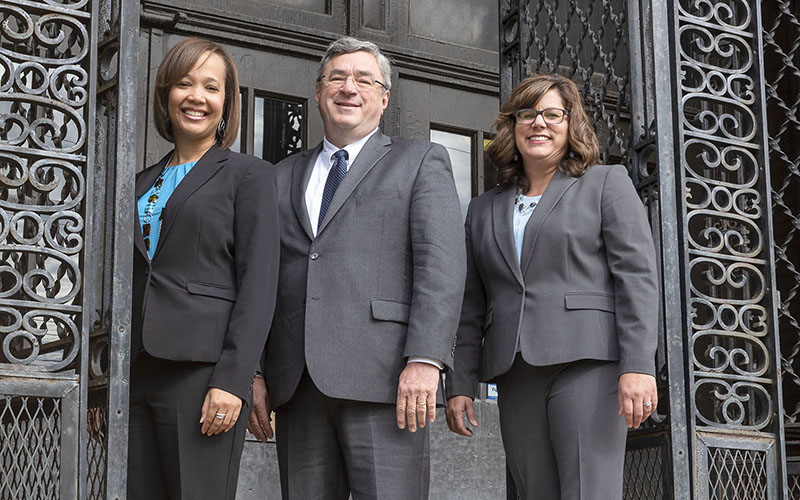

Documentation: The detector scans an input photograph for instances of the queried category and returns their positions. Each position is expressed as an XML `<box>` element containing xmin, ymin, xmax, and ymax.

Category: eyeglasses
<box><xmin>514</xmin><ymin>108</ymin><xmax>568</xmax><ymax>125</ymax></box>
<box><xmin>320</xmin><ymin>73</ymin><xmax>387</xmax><ymax>91</ymax></box>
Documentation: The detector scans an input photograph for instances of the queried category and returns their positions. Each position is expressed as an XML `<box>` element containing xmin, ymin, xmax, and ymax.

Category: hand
<box><xmin>247</xmin><ymin>376</ymin><xmax>274</xmax><ymax>442</ymax></box>
<box><xmin>396</xmin><ymin>362</ymin><xmax>440</xmax><ymax>432</ymax></box>
<box><xmin>199</xmin><ymin>388</ymin><xmax>243</xmax><ymax>436</ymax></box>
<box><xmin>445</xmin><ymin>396</ymin><xmax>478</xmax><ymax>437</ymax></box>
<box><xmin>617</xmin><ymin>372</ymin><xmax>658</xmax><ymax>429</ymax></box>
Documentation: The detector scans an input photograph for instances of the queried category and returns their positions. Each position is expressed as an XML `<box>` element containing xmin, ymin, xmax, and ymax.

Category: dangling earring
<box><xmin>217</xmin><ymin>117</ymin><xmax>226</xmax><ymax>137</ymax></box>
<box><xmin>568</xmin><ymin>148</ymin><xmax>576</xmax><ymax>160</ymax></box>
<box><xmin>513</xmin><ymin>151</ymin><xmax>519</xmax><ymax>162</ymax></box>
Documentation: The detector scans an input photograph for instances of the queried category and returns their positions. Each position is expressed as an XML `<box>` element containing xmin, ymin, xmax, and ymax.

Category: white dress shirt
<box><xmin>304</xmin><ymin>128</ymin><xmax>444</xmax><ymax>371</ymax></box>
<box><xmin>305</xmin><ymin>128</ymin><xmax>379</xmax><ymax>236</ymax></box>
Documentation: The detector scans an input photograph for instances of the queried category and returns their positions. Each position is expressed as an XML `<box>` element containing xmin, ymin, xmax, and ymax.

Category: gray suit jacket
<box><xmin>446</xmin><ymin>165</ymin><xmax>658</xmax><ymax>399</ymax></box>
<box><xmin>263</xmin><ymin>131</ymin><xmax>466</xmax><ymax>408</ymax></box>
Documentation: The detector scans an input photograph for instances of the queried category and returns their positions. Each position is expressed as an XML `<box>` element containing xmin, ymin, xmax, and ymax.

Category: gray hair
<box><xmin>317</xmin><ymin>37</ymin><xmax>392</xmax><ymax>91</ymax></box>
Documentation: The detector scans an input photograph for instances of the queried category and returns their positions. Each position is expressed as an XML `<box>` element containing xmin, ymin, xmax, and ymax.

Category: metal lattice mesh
<box><xmin>707</xmin><ymin>447</ymin><xmax>767</xmax><ymax>500</ymax></box>
<box><xmin>790</xmin><ymin>471</ymin><xmax>800</xmax><ymax>500</ymax></box>
<box><xmin>623</xmin><ymin>445</ymin><xmax>664</xmax><ymax>499</ymax></box>
<box><xmin>763</xmin><ymin>0</ymin><xmax>800</xmax><ymax>458</ymax></box>
<box><xmin>0</xmin><ymin>395</ymin><xmax>61</xmax><ymax>499</ymax></box>
<box><xmin>521</xmin><ymin>0</ymin><xmax>632</xmax><ymax>167</ymax></box>
<box><xmin>86</xmin><ymin>402</ymin><xmax>107</xmax><ymax>500</ymax></box>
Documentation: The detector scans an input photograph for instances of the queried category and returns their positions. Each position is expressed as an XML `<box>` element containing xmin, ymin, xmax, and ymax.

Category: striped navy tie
<box><xmin>318</xmin><ymin>149</ymin><xmax>348</xmax><ymax>227</ymax></box>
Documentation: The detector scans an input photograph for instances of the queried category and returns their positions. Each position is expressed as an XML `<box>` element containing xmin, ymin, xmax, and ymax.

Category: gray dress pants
<box><xmin>496</xmin><ymin>355</ymin><xmax>627</xmax><ymax>500</ymax></box>
<box><xmin>275</xmin><ymin>370</ymin><xmax>430</xmax><ymax>500</ymax></box>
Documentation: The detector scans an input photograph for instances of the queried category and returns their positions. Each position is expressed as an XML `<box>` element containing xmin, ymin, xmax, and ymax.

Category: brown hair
<box><xmin>487</xmin><ymin>74</ymin><xmax>599</xmax><ymax>191</ymax></box>
<box><xmin>153</xmin><ymin>38</ymin><xmax>240</xmax><ymax>149</ymax></box>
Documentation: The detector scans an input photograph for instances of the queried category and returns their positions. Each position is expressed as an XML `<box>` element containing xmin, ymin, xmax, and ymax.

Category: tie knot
<box><xmin>332</xmin><ymin>149</ymin><xmax>348</xmax><ymax>162</ymax></box>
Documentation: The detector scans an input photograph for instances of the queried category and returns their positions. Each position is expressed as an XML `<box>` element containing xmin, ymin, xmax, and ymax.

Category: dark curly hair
<box><xmin>487</xmin><ymin>74</ymin><xmax>599</xmax><ymax>192</ymax></box>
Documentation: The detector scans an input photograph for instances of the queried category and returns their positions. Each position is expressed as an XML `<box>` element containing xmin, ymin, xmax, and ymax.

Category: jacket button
<box><xmin>516</xmin><ymin>287</ymin><xmax>523</xmax><ymax>294</ymax></box>
<box><xmin>310</xmin><ymin>252</ymin><xmax>319</xmax><ymax>260</ymax></box>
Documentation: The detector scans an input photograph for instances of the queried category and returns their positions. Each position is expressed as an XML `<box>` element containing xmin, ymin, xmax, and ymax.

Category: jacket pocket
<box><xmin>370</xmin><ymin>299</ymin><xmax>411</xmax><ymax>324</ymax></box>
<box><xmin>564</xmin><ymin>292</ymin><xmax>615</xmax><ymax>312</ymax></box>
<box><xmin>186</xmin><ymin>281</ymin><xmax>238</xmax><ymax>302</ymax></box>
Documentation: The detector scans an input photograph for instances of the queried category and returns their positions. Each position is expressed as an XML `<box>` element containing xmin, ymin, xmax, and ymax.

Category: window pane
<box><xmin>430</xmin><ymin>129</ymin><xmax>472</xmax><ymax>219</ymax></box>
<box><xmin>230</xmin><ymin>91</ymin><xmax>243</xmax><ymax>153</ymax></box>
<box><xmin>254</xmin><ymin>94</ymin><xmax>304</xmax><ymax>164</ymax></box>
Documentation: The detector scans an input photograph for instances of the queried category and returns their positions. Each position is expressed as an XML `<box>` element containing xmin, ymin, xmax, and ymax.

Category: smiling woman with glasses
<box><xmin>445</xmin><ymin>73</ymin><xmax>660</xmax><ymax>500</ymax></box>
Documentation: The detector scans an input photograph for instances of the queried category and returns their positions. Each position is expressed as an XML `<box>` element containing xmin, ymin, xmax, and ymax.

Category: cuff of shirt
<box><xmin>407</xmin><ymin>356</ymin><xmax>444</xmax><ymax>370</ymax></box>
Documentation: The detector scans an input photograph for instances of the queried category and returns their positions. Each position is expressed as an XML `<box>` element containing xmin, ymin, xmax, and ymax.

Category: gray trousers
<box><xmin>127</xmin><ymin>353</ymin><xmax>249</xmax><ymax>500</ymax></box>
<box><xmin>497</xmin><ymin>356</ymin><xmax>627</xmax><ymax>500</ymax></box>
<box><xmin>275</xmin><ymin>370</ymin><xmax>430</xmax><ymax>500</ymax></box>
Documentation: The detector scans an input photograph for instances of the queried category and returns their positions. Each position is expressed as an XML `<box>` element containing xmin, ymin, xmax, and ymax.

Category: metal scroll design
<box><xmin>676</xmin><ymin>0</ymin><xmax>777</xmax><ymax>433</ymax></box>
<box><xmin>0</xmin><ymin>1</ymin><xmax>92</xmax><ymax>372</ymax></box>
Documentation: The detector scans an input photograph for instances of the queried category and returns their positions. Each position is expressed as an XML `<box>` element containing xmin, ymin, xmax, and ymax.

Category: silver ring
<box><xmin>644</xmin><ymin>401</ymin><xmax>652</xmax><ymax>408</ymax></box>
<box><xmin>215</xmin><ymin>412</ymin><xmax>226</xmax><ymax>419</ymax></box>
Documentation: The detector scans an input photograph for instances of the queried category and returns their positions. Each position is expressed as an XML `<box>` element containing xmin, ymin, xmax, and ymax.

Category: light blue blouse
<box><xmin>137</xmin><ymin>161</ymin><xmax>196</xmax><ymax>260</ymax></box>
<box><xmin>513</xmin><ymin>194</ymin><xmax>542</xmax><ymax>262</ymax></box>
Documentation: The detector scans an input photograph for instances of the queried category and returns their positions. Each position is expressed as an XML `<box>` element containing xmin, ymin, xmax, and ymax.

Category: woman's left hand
<box><xmin>617</xmin><ymin>373</ymin><xmax>658</xmax><ymax>429</ymax></box>
<box><xmin>199</xmin><ymin>388</ymin><xmax>243</xmax><ymax>436</ymax></box>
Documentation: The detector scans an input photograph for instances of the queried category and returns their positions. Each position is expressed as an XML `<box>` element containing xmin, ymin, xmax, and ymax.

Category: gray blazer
<box><xmin>446</xmin><ymin>165</ymin><xmax>658</xmax><ymax>399</ymax></box>
<box><xmin>263</xmin><ymin>131</ymin><xmax>466</xmax><ymax>408</ymax></box>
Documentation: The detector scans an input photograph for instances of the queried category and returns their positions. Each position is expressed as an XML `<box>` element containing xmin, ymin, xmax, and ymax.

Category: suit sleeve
<box><xmin>208</xmin><ymin>158</ymin><xmax>281</xmax><ymax>401</ymax></box>
<box><xmin>403</xmin><ymin>143</ymin><xmax>467</xmax><ymax>372</ymax></box>
<box><xmin>600</xmin><ymin>165</ymin><xmax>659</xmax><ymax>377</ymax></box>
<box><xmin>445</xmin><ymin>201</ymin><xmax>486</xmax><ymax>399</ymax></box>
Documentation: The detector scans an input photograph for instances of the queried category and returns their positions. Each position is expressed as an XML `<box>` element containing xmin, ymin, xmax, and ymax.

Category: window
<box><xmin>232</xmin><ymin>88</ymin><xmax>306</xmax><ymax>164</ymax></box>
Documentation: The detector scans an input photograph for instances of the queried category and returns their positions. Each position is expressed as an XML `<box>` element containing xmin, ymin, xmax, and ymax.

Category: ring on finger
<box><xmin>215</xmin><ymin>412</ymin><xmax>226</xmax><ymax>420</ymax></box>
<box><xmin>644</xmin><ymin>401</ymin><xmax>653</xmax><ymax>408</ymax></box>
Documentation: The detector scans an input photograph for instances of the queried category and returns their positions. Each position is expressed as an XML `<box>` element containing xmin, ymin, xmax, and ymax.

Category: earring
<box><xmin>217</xmin><ymin>117</ymin><xmax>226</xmax><ymax>137</ymax></box>
<box><xmin>513</xmin><ymin>152</ymin><xmax>519</xmax><ymax>162</ymax></box>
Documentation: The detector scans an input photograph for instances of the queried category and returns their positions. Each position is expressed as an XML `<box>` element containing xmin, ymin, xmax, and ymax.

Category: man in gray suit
<box><xmin>248</xmin><ymin>37</ymin><xmax>466</xmax><ymax>499</ymax></box>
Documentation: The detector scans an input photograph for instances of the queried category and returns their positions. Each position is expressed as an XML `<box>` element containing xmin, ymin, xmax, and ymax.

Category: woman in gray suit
<box><xmin>445</xmin><ymin>74</ymin><xmax>659</xmax><ymax>499</ymax></box>
<box><xmin>128</xmin><ymin>38</ymin><xmax>279</xmax><ymax>500</ymax></box>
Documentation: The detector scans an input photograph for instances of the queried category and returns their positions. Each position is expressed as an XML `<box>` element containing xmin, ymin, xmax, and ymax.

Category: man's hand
<box><xmin>445</xmin><ymin>395</ymin><xmax>478</xmax><ymax>437</ymax></box>
<box><xmin>396</xmin><ymin>362</ymin><xmax>440</xmax><ymax>432</ymax></box>
<box><xmin>199</xmin><ymin>388</ymin><xmax>242</xmax><ymax>436</ymax></box>
<box><xmin>247</xmin><ymin>376</ymin><xmax>274</xmax><ymax>442</ymax></box>
<box><xmin>618</xmin><ymin>372</ymin><xmax>658</xmax><ymax>429</ymax></box>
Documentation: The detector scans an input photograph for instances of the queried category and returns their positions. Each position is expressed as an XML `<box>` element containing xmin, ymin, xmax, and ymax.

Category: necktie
<box><xmin>318</xmin><ymin>149</ymin><xmax>348</xmax><ymax>227</ymax></box>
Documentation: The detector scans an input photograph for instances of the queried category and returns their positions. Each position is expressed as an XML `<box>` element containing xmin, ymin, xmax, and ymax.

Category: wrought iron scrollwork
<box><xmin>1</xmin><ymin>0</ymin><xmax>90</xmax><ymax>373</ymax></box>
<box><xmin>676</xmin><ymin>0</ymin><xmax>779</xmax><ymax>436</ymax></box>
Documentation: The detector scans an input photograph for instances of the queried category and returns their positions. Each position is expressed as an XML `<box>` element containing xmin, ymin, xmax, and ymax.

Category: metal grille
<box><xmin>0</xmin><ymin>395</ymin><xmax>61</xmax><ymax>500</ymax></box>
<box><xmin>763</xmin><ymin>0</ymin><xmax>800</xmax><ymax>463</ymax></box>
<box><xmin>671</xmin><ymin>0</ymin><xmax>778</xmax><ymax>435</ymax></box>
<box><xmin>0</xmin><ymin>1</ymin><xmax>90</xmax><ymax>369</ymax></box>
<box><xmin>707</xmin><ymin>447</ymin><xmax>767</xmax><ymax>500</ymax></box>
<box><xmin>789</xmin><ymin>470</ymin><xmax>800</xmax><ymax>500</ymax></box>
<box><xmin>623</xmin><ymin>442</ymin><xmax>665</xmax><ymax>499</ymax></box>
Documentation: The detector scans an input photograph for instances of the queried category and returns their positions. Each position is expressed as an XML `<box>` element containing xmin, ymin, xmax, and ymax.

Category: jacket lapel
<box><xmin>316</xmin><ymin>132</ymin><xmax>391</xmax><ymax>236</ymax></box>
<box><xmin>491</xmin><ymin>187</ymin><xmax>523</xmax><ymax>285</ymax></box>
<box><xmin>290</xmin><ymin>145</ymin><xmax>320</xmax><ymax>241</ymax></box>
<box><xmin>133</xmin><ymin>151</ymin><xmax>171</xmax><ymax>260</ymax></box>
<box><xmin>151</xmin><ymin>145</ymin><xmax>227</xmax><ymax>260</ymax></box>
<box><xmin>519</xmin><ymin>169</ymin><xmax>577</xmax><ymax>276</ymax></box>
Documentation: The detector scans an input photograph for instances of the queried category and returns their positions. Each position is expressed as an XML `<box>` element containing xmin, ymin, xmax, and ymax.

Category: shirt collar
<box><xmin>321</xmin><ymin>127</ymin><xmax>380</xmax><ymax>166</ymax></box>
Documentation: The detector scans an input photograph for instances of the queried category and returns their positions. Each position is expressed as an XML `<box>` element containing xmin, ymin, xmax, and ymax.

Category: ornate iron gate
<box><xmin>0</xmin><ymin>0</ymin><xmax>138</xmax><ymax>498</ymax></box>
<box><xmin>502</xmin><ymin>0</ymin><xmax>789</xmax><ymax>498</ymax></box>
